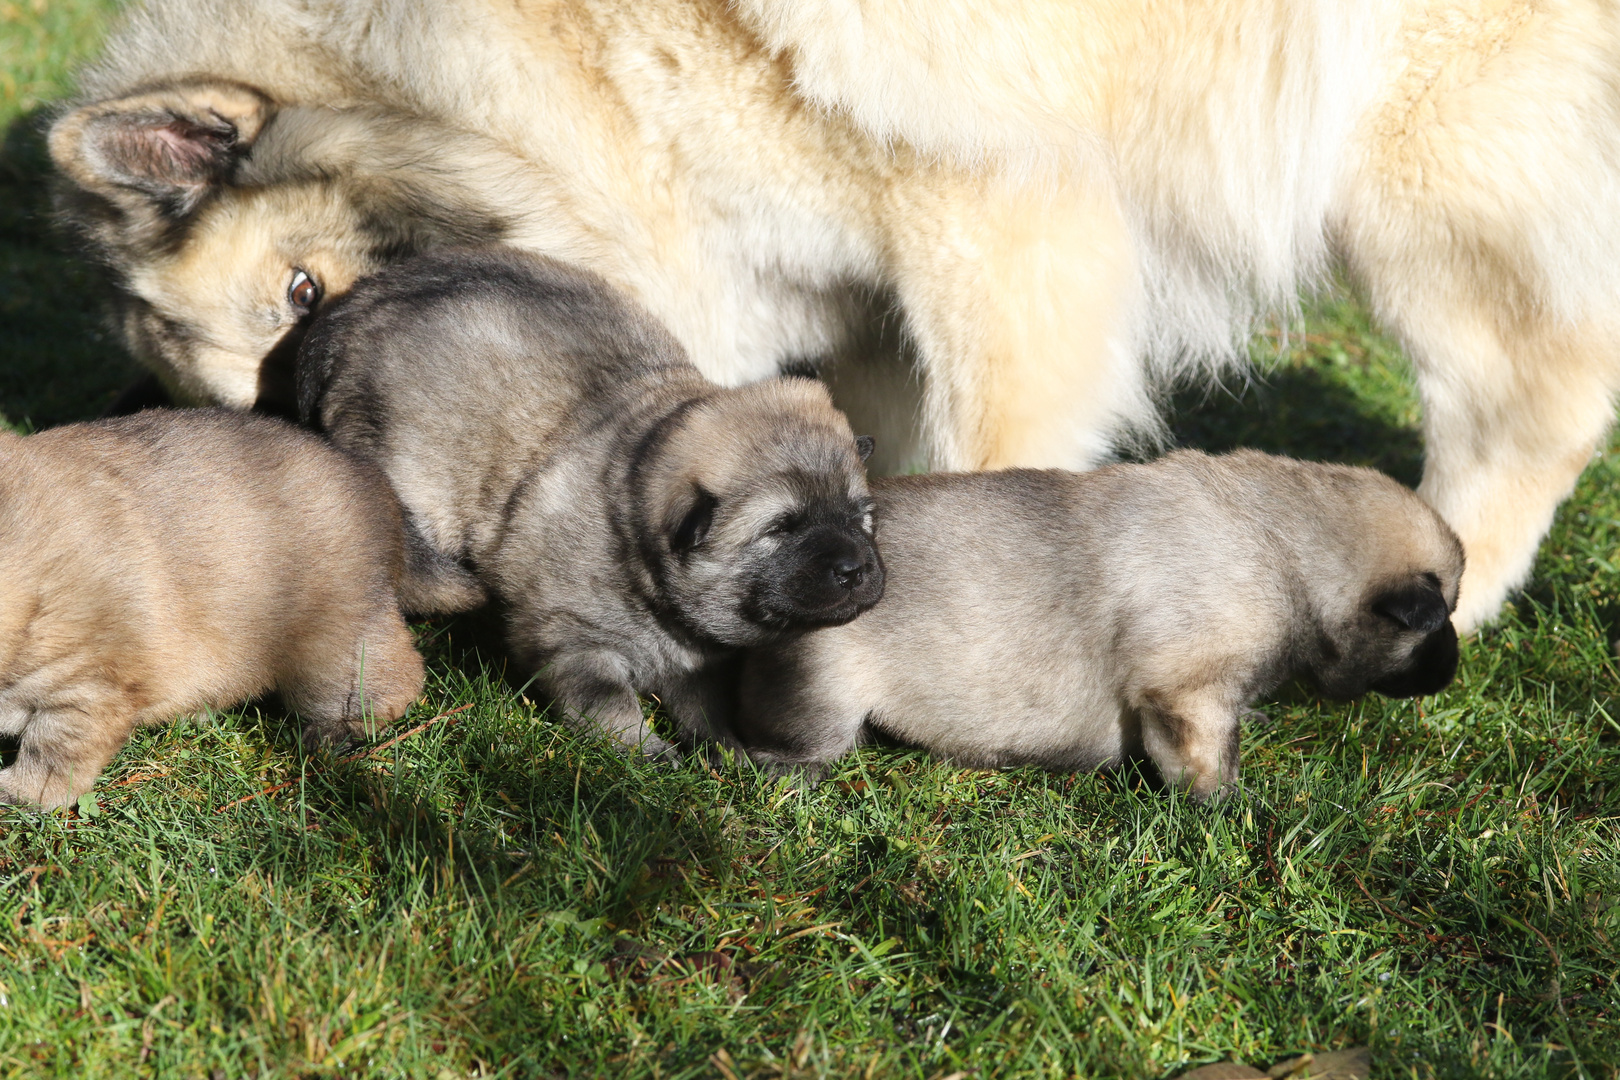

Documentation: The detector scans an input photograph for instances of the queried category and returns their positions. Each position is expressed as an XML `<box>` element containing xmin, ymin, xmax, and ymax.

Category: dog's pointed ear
<box><xmin>49</xmin><ymin>81</ymin><xmax>274</xmax><ymax>215</ymax></box>
<box><xmin>670</xmin><ymin>489</ymin><xmax>717</xmax><ymax>553</ymax></box>
<box><xmin>855</xmin><ymin>435</ymin><xmax>875</xmax><ymax>462</ymax></box>
<box><xmin>1371</xmin><ymin>574</ymin><xmax>1451</xmax><ymax>635</ymax></box>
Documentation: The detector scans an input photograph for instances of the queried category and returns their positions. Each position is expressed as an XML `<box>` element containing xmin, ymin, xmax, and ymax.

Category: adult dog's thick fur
<box><xmin>734</xmin><ymin>451</ymin><xmax>1465</xmax><ymax>800</ymax></box>
<box><xmin>297</xmin><ymin>247</ymin><xmax>883</xmax><ymax>758</ymax></box>
<box><xmin>50</xmin><ymin>0</ymin><xmax>1612</xmax><ymax>630</ymax></box>
<box><xmin>738</xmin><ymin>0</ymin><xmax>1620</xmax><ymax>633</ymax></box>
<box><xmin>0</xmin><ymin>410</ymin><xmax>424</xmax><ymax>809</ymax></box>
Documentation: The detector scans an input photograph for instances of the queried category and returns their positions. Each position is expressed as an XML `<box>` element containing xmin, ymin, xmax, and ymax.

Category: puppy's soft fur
<box><xmin>734</xmin><ymin>451</ymin><xmax>1464</xmax><ymax>799</ymax></box>
<box><xmin>0</xmin><ymin>410</ymin><xmax>424</xmax><ymax>809</ymax></box>
<box><xmin>297</xmin><ymin>247</ymin><xmax>883</xmax><ymax>757</ymax></box>
<box><xmin>51</xmin><ymin>0</ymin><xmax>1618</xmax><ymax>632</ymax></box>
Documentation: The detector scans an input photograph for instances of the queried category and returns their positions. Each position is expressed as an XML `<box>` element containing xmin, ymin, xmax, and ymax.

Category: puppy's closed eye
<box><xmin>672</xmin><ymin>490</ymin><xmax>717</xmax><ymax>552</ymax></box>
<box><xmin>1371</xmin><ymin>575</ymin><xmax>1449</xmax><ymax>634</ymax></box>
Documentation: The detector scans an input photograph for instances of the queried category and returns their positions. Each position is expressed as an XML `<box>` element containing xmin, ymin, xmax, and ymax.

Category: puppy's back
<box><xmin>297</xmin><ymin>246</ymin><xmax>689</xmax><ymax>437</ymax></box>
<box><xmin>5</xmin><ymin>410</ymin><xmax>407</xmax><ymax>690</ymax></box>
<box><xmin>295</xmin><ymin>246</ymin><xmax>693</xmax><ymax>565</ymax></box>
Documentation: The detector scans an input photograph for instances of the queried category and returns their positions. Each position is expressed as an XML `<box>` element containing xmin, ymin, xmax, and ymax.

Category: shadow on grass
<box><xmin>0</xmin><ymin>107</ymin><xmax>141</xmax><ymax>430</ymax></box>
<box><xmin>1163</xmin><ymin>362</ymin><xmax>1425</xmax><ymax>487</ymax></box>
<box><xmin>234</xmin><ymin>620</ymin><xmax>731</xmax><ymax>932</ymax></box>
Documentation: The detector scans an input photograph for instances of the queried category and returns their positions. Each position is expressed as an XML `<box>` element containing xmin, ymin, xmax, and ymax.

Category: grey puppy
<box><xmin>297</xmin><ymin>247</ymin><xmax>884</xmax><ymax>758</ymax></box>
<box><xmin>0</xmin><ymin>410</ymin><xmax>425</xmax><ymax>809</ymax></box>
<box><xmin>733</xmin><ymin>450</ymin><xmax>1464</xmax><ymax>799</ymax></box>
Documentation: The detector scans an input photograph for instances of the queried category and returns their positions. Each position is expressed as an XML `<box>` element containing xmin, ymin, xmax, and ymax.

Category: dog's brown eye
<box><xmin>288</xmin><ymin>269</ymin><xmax>321</xmax><ymax>313</ymax></box>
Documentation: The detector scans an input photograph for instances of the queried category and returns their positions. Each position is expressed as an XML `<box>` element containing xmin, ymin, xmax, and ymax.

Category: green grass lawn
<box><xmin>2</xmin><ymin>3</ymin><xmax>1617</xmax><ymax>1077</ymax></box>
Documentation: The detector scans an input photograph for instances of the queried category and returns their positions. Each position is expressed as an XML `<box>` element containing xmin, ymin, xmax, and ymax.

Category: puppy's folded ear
<box><xmin>855</xmin><ymin>435</ymin><xmax>875</xmax><ymax>462</ymax></box>
<box><xmin>50</xmin><ymin>80</ymin><xmax>274</xmax><ymax>218</ymax></box>
<box><xmin>1371</xmin><ymin>574</ymin><xmax>1450</xmax><ymax>634</ymax></box>
<box><xmin>670</xmin><ymin>488</ymin><xmax>717</xmax><ymax>552</ymax></box>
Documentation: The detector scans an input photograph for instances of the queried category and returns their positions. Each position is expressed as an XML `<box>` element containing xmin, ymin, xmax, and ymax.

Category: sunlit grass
<box><xmin>1</xmin><ymin>3</ymin><xmax>1617</xmax><ymax>1076</ymax></box>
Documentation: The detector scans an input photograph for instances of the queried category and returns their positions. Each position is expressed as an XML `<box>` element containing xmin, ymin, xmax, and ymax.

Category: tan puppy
<box><xmin>0</xmin><ymin>410</ymin><xmax>424</xmax><ymax>809</ymax></box>
<box><xmin>733</xmin><ymin>451</ymin><xmax>1465</xmax><ymax>800</ymax></box>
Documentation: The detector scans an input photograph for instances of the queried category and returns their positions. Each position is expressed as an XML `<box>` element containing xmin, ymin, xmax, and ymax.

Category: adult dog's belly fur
<box><xmin>735</xmin><ymin>0</ymin><xmax>1620</xmax><ymax>632</ymax></box>
<box><xmin>69</xmin><ymin>0</ymin><xmax>1149</xmax><ymax>481</ymax></box>
<box><xmin>62</xmin><ymin>0</ymin><xmax>1620</xmax><ymax>629</ymax></box>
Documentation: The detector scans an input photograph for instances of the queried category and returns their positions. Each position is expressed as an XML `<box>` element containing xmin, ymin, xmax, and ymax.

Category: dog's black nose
<box><xmin>831</xmin><ymin>554</ymin><xmax>865</xmax><ymax>590</ymax></box>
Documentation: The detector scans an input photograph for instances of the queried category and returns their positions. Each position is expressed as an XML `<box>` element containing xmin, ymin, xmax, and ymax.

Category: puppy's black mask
<box><xmin>1367</xmin><ymin>577</ymin><xmax>1458</xmax><ymax>697</ymax></box>
<box><xmin>748</xmin><ymin>517</ymin><xmax>885</xmax><ymax>628</ymax></box>
<box><xmin>1312</xmin><ymin>574</ymin><xmax>1459</xmax><ymax>700</ymax></box>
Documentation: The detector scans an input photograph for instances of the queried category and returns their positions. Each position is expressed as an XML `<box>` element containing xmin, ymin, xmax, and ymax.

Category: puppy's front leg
<box><xmin>731</xmin><ymin>647</ymin><xmax>866</xmax><ymax>785</ymax></box>
<box><xmin>654</xmin><ymin>657</ymin><xmax>743</xmax><ymax>754</ymax></box>
<box><xmin>545</xmin><ymin>650</ymin><xmax>675</xmax><ymax>761</ymax></box>
<box><xmin>1136</xmin><ymin>689</ymin><xmax>1242</xmax><ymax>802</ymax></box>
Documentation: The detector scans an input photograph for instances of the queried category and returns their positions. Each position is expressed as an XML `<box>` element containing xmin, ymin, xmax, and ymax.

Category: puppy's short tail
<box><xmin>398</xmin><ymin>514</ymin><xmax>487</xmax><ymax>616</ymax></box>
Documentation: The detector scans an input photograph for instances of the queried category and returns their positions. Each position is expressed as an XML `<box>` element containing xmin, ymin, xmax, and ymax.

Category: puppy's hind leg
<box><xmin>283</xmin><ymin>607</ymin><xmax>425</xmax><ymax>749</ymax></box>
<box><xmin>732</xmin><ymin>645</ymin><xmax>868</xmax><ymax>786</ymax></box>
<box><xmin>0</xmin><ymin>689</ymin><xmax>137</xmax><ymax>810</ymax></box>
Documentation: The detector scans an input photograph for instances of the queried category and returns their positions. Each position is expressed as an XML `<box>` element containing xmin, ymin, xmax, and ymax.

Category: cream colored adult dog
<box><xmin>0</xmin><ymin>410</ymin><xmax>424</xmax><ymax>809</ymax></box>
<box><xmin>738</xmin><ymin>0</ymin><xmax>1620</xmax><ymax>633</ymax></box>
<box><xmin>49</xmin><ymin>0</ymin><xmax>1614</xmax><ymax>631</ymax></box>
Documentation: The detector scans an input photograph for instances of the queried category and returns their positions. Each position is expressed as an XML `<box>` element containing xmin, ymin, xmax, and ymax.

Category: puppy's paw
<box><xmin>0</xmin><ymin>768</ymin><xmax>79</xmax><ymax>811</ymax></box>
<box><xmin>755</xmin><ymin>757</ymin><xmax>830</xmax><ymax>791</ymax></box>
<box><xmin>638</xmin><ymin>733</ymin><xmax>680</xmax><ymax>765</ymax></box>
<box><xmin>1189</xmin><ymin>778</ymin><xmax>1244</xmax><ymax>806</ymax></box>
<box><xmin>299</xmin><ymin>715</ymin><xmax>381</xmax><ymax>753</ymax></box>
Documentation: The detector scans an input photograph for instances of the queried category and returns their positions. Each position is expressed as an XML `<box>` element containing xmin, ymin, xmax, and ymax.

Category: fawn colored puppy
<box><xmin>735</xmin><ymin>450</ymin><xmax>1464</xmax><ymax>799</ymax></box>
<box><xmin>0</xmin><ymin>409</ymin><xmax>424</xmax><ymax>809</ymax></box>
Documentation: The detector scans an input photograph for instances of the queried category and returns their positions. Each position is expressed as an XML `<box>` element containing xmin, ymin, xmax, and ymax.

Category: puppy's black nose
<box><xmin>831</xmin><ymin>554</ymin><xmax>865</xmax><ymax>590</ymax></box>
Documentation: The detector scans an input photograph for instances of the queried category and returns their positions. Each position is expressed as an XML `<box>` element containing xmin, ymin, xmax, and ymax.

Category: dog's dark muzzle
<box><xmin>757</xmin><ymin>527</ymin><xmax>885</xmax><ymax>626</ymax></box>
<box><xmin>1370</xmin><ymin>621</ymin><xmax>1459</xmax><ymax>698</ymax></box>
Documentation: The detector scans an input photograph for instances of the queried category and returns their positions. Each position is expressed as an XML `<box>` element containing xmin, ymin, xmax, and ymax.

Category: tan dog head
<box><xmin>1257</xmin><ymin>453</ymin><xmax>1467</xmax><ymax>701</ymax></box>
<box><xmin>50</xmin><ymin>82</ymin><xmax>515</xmax><ymax>409</ymax></box>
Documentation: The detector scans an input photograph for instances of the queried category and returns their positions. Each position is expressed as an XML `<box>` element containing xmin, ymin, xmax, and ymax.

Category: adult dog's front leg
<box><xmin>884</xmin><ymin>166</ymin><xmax>1145</xmax><ymax>471</ymax></box>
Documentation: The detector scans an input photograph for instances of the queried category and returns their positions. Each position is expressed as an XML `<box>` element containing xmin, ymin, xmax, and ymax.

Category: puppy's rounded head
<box><xmin>641</xmin><ymin>378</ymin><xmax>884</xmax><ymax>646</ymax></box>
<box><xmin>1304</xmin><ymin>472</ymin><xmax>1465</xmax><ymax>700</ymax></box>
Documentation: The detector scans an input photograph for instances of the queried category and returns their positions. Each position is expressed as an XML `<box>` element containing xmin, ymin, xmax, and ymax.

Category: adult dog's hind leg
<box><xmin>1339</xmin><ymin>11</ymin><xmax>1620</xmax><ymax>631</ymax></box>
<box><xmin>884</xmin><ymin>166</ymin><xmax>1146</xmax><ymax>471</ymax></box>
<box><xmin>1349</xmin><ymin>263</ymin><xmax>1620</xmax><ymax>631</ymax></box>
<box><xmin>1412</xmin><ymin>310</ymin><xmax>1618</xmax><ymax>631</ymax></box>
